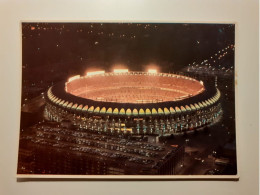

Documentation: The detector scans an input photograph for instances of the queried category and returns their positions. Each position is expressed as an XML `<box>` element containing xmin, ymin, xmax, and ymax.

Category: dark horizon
<box><xmin>22</xmin><ymin>23</ymin><xmax>234</xmax><ymax>82</ymax></box>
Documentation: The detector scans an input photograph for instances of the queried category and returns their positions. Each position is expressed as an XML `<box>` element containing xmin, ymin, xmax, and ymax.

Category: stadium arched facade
<box><xmin>44</xmin><ymin>71</ymin><xmax>222</xmax><ymax>136</ymax></box>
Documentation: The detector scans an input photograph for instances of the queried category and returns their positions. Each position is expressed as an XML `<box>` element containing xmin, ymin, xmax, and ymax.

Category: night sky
<box><xmin>22</xmin><ymin>23</ymin><xmax>234</xmax><ymax>84</ymax></box>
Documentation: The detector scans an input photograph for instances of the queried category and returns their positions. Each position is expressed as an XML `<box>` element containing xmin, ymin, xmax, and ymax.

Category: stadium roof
<box><xmin>46</xmin><ymin>73</ymin><xmax>220</xmax><ymax>117</ymax></box>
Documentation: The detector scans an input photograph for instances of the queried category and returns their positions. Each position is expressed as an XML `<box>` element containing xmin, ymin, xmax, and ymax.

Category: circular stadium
<box><xmin>44</xmin><ymin>69</ymin><xmax>222</xmax><ymax>136</ymax></box>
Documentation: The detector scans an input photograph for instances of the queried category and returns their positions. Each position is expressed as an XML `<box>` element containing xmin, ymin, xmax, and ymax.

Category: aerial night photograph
<box><xmin>17</xmin><ymin>22</ymin><xmax>236</xmax><ymax>176</ymax></box>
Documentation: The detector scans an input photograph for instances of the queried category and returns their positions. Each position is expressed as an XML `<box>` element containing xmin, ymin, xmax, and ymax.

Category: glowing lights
<box><xmin>148</xmin><ymin>69</ymin><xmax>157</xmax><ymax>74</ymax></box>
<box><xmin>68</xmin><ymin>75</ymin><xmax>80</xmax><ymax>82</ymax></box>
<box><xmin>113</xmin><ymin>69</ymin><xmax>128</xmax><ymax>73</ymax></box>
<box><xmin>86</xmin><ymin>71</ymin><xmax>105</xmax><ymax>76</ymax></box>
<box><xmin>133</xmin><ymin>109</ymin><xmax>138</xmax><ymax>116</ymax></box>
<box><xmin>119</xmin><ymin>108</ymin><xmax>126</xmax><ymax>115</ymax></box>
<box><xmin>52</xmin><ymin>70</ymin><xmax>219</xmax><ymax>130</ymax></box>
<box><xmin>188</xmin><ymin>44</ymin><xmax>234</xmax><ymax>73</ymax></box>
<box><xmin>65</xmin><ymin>71</ymin><xmax>205</xmax><ymax>105</ymax></box>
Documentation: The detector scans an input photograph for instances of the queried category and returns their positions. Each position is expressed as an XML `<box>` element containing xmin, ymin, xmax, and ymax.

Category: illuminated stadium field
<box><xmin>66</xmin><ymin>70</ymin><xmax>205</xmax><ymax>104</ymax></box>
<box><xmin>45</xmin><ymin>69</ymin><xmax>222</xmax><ymax>135</ymax></box>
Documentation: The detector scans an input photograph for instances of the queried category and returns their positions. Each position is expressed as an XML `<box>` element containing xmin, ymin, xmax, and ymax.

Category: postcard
<box><xmin>17</xmin><ymin>22</ymin><xmax>237</xmax><ymax>178</ymax></box>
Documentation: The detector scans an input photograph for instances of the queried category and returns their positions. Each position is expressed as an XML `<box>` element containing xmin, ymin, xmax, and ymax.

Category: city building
<box><xmin>18</xmin><ymin>122</ymin><xmax>184</xmax><ymax>175</ymax></box>
<box><xmin>45</xmin><ymin>70</ymin><xmax>222</xmax><ymax>136</ymax></box>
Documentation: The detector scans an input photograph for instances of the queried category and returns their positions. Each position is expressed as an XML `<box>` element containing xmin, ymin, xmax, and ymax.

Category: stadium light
<box><xmin>68</xmin><ymin>75</ymin><xmax>80</xmax><ymax>82</ymax></box>
<box><xmin>86</xmin><ymin>71</ymin><xmax>105</xmax><ymax>76</ymax></box>
<box><xmin>113</xmin><ymin>69</ymin><xmax>128</xmax><ymax>73</ymax></box>
<box><xmin>148</xmin><ymin>69</ymin><xmax>157</xmax><ymax>74</ymax></box>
